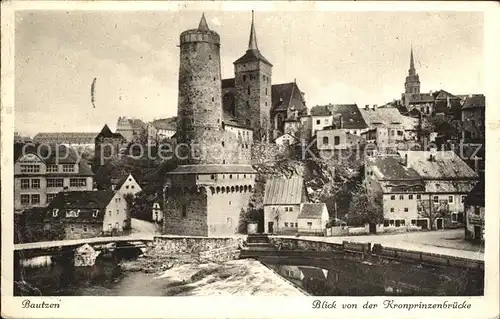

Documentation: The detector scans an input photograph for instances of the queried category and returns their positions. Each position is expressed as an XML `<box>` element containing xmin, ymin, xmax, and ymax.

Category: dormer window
<box><xmin>92</xmin><ymin>209</ymin><xmax>99</xmax><ymax>218</ymax></box>
<box><xmin>52</xmin><ymin>209</ymin><xmax>59</xmax><ymax>217</ymax></box>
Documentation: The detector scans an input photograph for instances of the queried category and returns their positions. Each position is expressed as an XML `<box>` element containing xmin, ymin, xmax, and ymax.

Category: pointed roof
<box><xmin>410</xmin><ymin>46</ymin><xmax>415</xmax><ymax>71</ymax></box>
<box><xmin>96</xmin><ymin>124</ymin><xmax>126</xmax><ymax>140</ymax></box>
<box><xmin>234</xmin><ymin>11</ymin><xmax>272</xmax><ymax>66</ymax></box>
<box><xmin>198</xmin><ymin>13</ymin><xmax>209</xmax><ymax>31</ymax></box>
<box><xmin>248</xmin><ymin>10</ymin><xmax>258</xmax><ymax>51</ymax></box>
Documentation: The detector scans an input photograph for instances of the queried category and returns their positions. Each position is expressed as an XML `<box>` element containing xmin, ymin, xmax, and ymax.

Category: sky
<box><xmin>15</xmin><ymin>10</ymin><xmax>483</xmax><ymax>136</ymax></box>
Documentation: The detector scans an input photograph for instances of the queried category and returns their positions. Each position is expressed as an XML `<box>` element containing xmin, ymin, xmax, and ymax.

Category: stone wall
<box><xmin>177</xmin><ymin>28</ymin><xmax>224</xmax><ymax>165</ymax></box>
<box><xmin>152</xmin><ymin>235</ymin><xmax>239</xmax><ymax>255</ymax></box>
<box><xmin>269</xmin><ymin>237</ymin><xmax>344</xmax><ymax>252</ymax></box>
<box><xmin>163</xmin><ymin>190</ymin><xmax>208</xmax><ymax>236</ymax></box>
<box><xmin>63</xmin><ymin>223</ymin><xmax>102</xmax><ymax>240</ymax></box>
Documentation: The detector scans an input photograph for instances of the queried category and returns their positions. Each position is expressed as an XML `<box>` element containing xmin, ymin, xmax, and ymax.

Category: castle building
<box><xmin>221</xmin><ymin>12</ymin><xmax>308</xmax><ymax>141</ymax></box>
<box><xmin>94</xmin><ymin>124</ymin><xmax>127</xmax><ymax>167</ymax></box>
<box><xmin>162</xmin><ymin>14</ymin><xmax>256</xmax><ymax>236</ymax></box>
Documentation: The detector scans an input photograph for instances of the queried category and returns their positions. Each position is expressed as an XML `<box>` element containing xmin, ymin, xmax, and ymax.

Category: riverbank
<box><xmin>118</xmin><ymin>250</ymin><xmax>305</xmax><ymax>296</ymax></box>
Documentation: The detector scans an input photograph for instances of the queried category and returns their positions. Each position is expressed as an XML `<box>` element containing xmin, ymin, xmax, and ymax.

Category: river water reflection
<box><xmin>14</xmin><ymin>253</ymin><xmax>483</xmax><ymax>296</ymax></box>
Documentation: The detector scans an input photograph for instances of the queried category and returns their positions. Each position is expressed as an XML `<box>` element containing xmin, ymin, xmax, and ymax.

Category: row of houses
<box><xmin>13</xmin><ymin>142</ymin><xmax>147</xmax><ymax>242</ymax></box>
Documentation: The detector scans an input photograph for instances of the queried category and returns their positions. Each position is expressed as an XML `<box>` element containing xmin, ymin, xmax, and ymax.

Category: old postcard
<box><xmin>1</xmin><ymin>1</ymin><xmax>499</xmax><ymax>318</ymax></box>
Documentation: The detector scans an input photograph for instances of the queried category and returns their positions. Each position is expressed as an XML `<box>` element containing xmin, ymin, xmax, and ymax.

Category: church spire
<box><xmin>198</xmin><ymin>13</ymin><xmax>209</xmax><ymax>31</ymax></box>
<box><xmin>248</xmin><ymin>10</ymin><xmax>258</xmax><ymax>51</ymax></box>
<box><xmin>409</xmin><ymin>46</ymin><xmax>415</xmax><ymax>74</ymax></box>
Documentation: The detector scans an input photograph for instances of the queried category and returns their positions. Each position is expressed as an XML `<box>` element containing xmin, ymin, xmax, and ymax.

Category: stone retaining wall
<box><xmin>269</xmin><ymin>237</ymin><xmax>344</xmax><ymax>252</ymax></box>
<box><xmin>152</xmin><ymin>235</ymin><xmax>239</xmax><ymax>255</ymax></box>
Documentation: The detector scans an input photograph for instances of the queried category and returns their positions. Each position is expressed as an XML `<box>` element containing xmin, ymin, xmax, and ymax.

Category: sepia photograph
<box><xmin>1</xmin><ymin>1</ymin><xmax>499</xmax><ymax>318</ymax></box>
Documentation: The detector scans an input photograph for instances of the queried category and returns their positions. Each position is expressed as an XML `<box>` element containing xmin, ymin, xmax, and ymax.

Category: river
<box><xmin>14</xmin><ymin>250</ymin><xmax>483</xmax><ymax>296</ymax></box>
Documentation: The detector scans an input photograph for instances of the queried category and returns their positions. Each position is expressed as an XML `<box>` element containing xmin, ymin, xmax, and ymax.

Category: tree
<box><xmin>347</xmin><ymin>185</ymin><xmax>383</xmax><ymax>226</ymax></box>
<box><xmin>417</xmin><ymin>199</ymin><xmax>450</xmax><ymax>230</ymax></box>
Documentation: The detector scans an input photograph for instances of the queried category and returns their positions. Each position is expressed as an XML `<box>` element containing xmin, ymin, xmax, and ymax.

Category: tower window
<box><xmin>243</xmin><ymin>75</ymin><xmax>247</xmax><ymax>81</ymax></box>
<box><xmin>209</xmin><ymin>54</ymin><xmax>212</xmax><ymax>60</ymax></box>
<box><xmin>265</xmin><ymin>88</ymin><xmax>268</xmax><ymax>95</ymax></box>
<box><xmin>182</xmin><ymin>205</ymin><xmax>187</xmax><ymax>218</ymax></box>
<box><xmin>247</xmin><ymin>86</ymin><xmax>251</xmax><ymax>95</ymax></box>
<box><xmin>222</xmin><ymin>141</ymin><xmax>225</xmax><ymax>147</ymax></box>
<box><xmin>212</xmin><ymin>97</ymin><xmax>214</xmax><ymax>102</ymax></box>
<box><xmin>265</xmin><ymin>102</ymin><xmax>267</xmax><ymax>106</ymax></box>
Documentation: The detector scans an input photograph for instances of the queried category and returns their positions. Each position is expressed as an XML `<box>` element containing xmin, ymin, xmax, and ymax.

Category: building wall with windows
<box><xmin>14</xmin><ymin>153</ymin><xmax>93</xmax><ymax>213</ymax></box>
<box><xmin>102</xmin><ymin>192</ymin><xmax>129</xmax><ymax>234</ymax></box>
<box><xmin>311</xmin><ymin>115</ymin><xmax>333</xmax><ymax>134</ymax></box>
<box><xmin>317</xmin><ymin>129</ymin><xmax>363</xmax><ymax>151</ymax></box>
<box><xmin>264</xmin><ymin>204</ymin><xmax>300</xmax><ymax>234</ymax></box>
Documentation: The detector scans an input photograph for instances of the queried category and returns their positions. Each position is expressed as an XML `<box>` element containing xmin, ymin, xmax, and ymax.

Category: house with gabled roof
<box><xmin>111</xmin><ymin>173</ymin><xmax>142</xmax><ymax>196</ymax></box>
<box><xmin>263</xmin><ymin>177</ymin><xmax>309</xmax><ymax>234</ymax></box>
<box><xmin>46</xmin><ymin>190</ymin><xmax>130</xmax><ymax>240</ymax></box>
<box><xmin>365</xmin><ymin>155</ymin><xmax>426</xmax><ymax>230</ymax></box>
<box><xmin>310</xmin><ymin>103</ymin><xmax>368</xmax><ymax>136</ymax></box>
<box><xmin>297</xmin><ymin>203</ymin><xmax>329</xmax><ymax>235</ymax></box>
<box><xmin>398</xmin><ymin>150</ymin><xmax>479</xmax><ymax>229</ymax></box>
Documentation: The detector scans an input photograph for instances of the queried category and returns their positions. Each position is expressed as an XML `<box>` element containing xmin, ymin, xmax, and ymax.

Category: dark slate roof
<box><xmin>96</xmin><ymin>124</ymin><xmax>126</xmax><ymax>140</ymax></box>
<box><xmin>264</xmin><ymin>177</ymin><xmax>306</xmax><ymax>205</ymax></box>
<box><xmin>433</xmin><ymin>90</ymin><xmax>460</xmax><ymax>100</ymax></box>
<box><xmin>221</xmin><ymin>78</ymin><xmax>235</xmax><ymax>89</ymax></box>
<box><xmin>234</xmin><ymin>49</ymin><xmax>272</xmax><ymax>66</ymax></box>
<box><xmin>462</xmin><ymin>94</ymin><xmax>485</xmax><ymax>110</ymax></box>
<box><xmin>271</xmin><ymin>82</ymin><xmax>306</xmax><ymax>113</ymax></box>
<box><xmin>310</xmin><ymin>104</ymin><xmax>368</xmax><ymax>129</ymax></box>
<box><xmin>20</xmin><ymin>207</ymin><xmax>47</xmax><ymax>225</ymax></box>
<box><xmin>151</xmin><ymin>117</ymin><xmax>177</xmax><ymax>131</ymax></box>
<box><xmin>465</xmin><ymin>179</ymin><xmax>484</xmax><ymax>207</ymax></box>
<box><xmin>47</xmin><ymin>191</ymin><xmax>116</xmax><ymax>222</ymax></box>
<box><xmin>368</xmin><ymin>156</ymin><xmax>423</xmax><ymax>182</ymax></box>
<box><xmin>298</xmin><ymin>203</ymin><xmax>326</xmax><ymax>219</ymax></box>
<box><xmin>167</xmin><ymin>164</ymin><xmax>256</xmax><ymax>175</ymax></box>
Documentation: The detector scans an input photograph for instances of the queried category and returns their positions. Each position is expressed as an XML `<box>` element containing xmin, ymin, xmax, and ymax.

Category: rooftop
<box><xmin>151</xmin><ymin>117</ymin><xmax>177</xmax><ymax>131</ymax></box>
<box><xmin>462</xmin><ymin>94</ymin><xmax>485</xmax><ymax>110</ymax></box>
<box><xmin>264</xmin><ymin>177</ymin><xmax>306</xmax><ymax>205</ymax></box>
<box><xmin>298</xmin><ymin>203</ymin><xmax>327</xmax><ymax>219</ymax></box>
<box><xmin>33</xmin><ymin>132</ymin><xmax>99</xmax><ymax>141</ymax></box>
<box><xmin>310</xmin><ymin>104</ymin><xmax>368</xmax><ymax>129</ymax></box>
<box><xmin>47</xmin><ymin>191</ymin><xmax>117</xmax><ymax>222</ymax></box>
<box><xmin>360</xmin><ymin>107</ymin><xmax>417</xmax><ymax>130</ymax></box>
<box><xmin>96</xmin><ymin>124</ymin><xmax>126</xmax><ymax>140</ymax></box>
<box><xmin>398</xmin><ymin>151</ymin><xmax>478</xmax><ymax>180</ymax></box>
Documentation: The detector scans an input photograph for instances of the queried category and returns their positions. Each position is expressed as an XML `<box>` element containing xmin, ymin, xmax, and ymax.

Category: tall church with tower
<box><xmin>222</xmin><ymin>11</ymin><xmax>308</xmax><ymax>141</ymax></box>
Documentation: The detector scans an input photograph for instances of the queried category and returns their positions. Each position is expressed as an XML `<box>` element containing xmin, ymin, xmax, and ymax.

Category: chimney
<box><xmin>365</xmin><ymin>104</ymin><xmax>369</xmax><ymax>110</ymax></box>
<box><xmin>372</xmin><ymin>104</ymin><xmax>377</xmax><ymax>110</ymax></box>
<box><xmin>339</xmin><ymin>116</ymin><xmax>344</xmax><ymax>129</ymax></box>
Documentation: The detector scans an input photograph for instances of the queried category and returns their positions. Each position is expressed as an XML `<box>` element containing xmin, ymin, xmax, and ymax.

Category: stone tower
<box><xmin>176</xmin><ymin>13</ymin><xmax>224</xmax><ymax>165</ymax></box>
<box><xmin>404</xmin><ymin>47</ymin><xmax>420</xmax><ymax>94</ymax></box>
<box><xmin>233</xmin><ymin>11</ymin><xmax>273</xmax><ymax>141</ymax></box>
<box><xmin>163</xmin><ymin>14</ymin><xmax>256</xmax><ymax>237</ymax></box>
